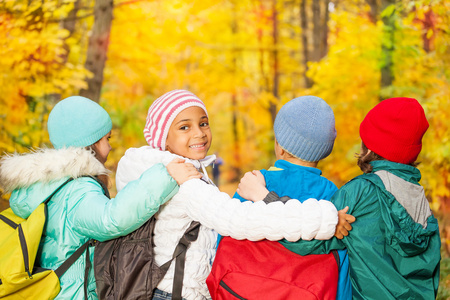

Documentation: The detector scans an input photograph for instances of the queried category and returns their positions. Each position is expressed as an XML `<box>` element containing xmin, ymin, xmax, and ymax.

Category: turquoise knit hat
<box><xmin>48</xmin><ymin>96</ymin><xmax>112</xmax><ymax>149</ymax></box>
<box><xmin>274</xmin><ymin>96</ymin><xmax>336</xmax><ymax>162</ymax></box>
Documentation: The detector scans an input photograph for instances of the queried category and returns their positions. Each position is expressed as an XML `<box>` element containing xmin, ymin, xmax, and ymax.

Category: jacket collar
<box><xmin>274</xmin><ymin>159</ymin><xmax>322</xmax><ymax>176</ymax></box>
<box><xmin>0</xmin><ymin>147</ymin><xmax>108</xmax><ymax>193</ymax></box>
<box><xmin>370</xmin><ymin>160</ymin><xmax>421</xmax><ymax>184</ymax></box>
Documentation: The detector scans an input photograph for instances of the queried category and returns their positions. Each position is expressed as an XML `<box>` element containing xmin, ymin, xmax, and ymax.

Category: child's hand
<box><xmin>236</xmin><ymin>170</ymin><xmax>269</xmax><ymax>202</ymax></box>
<box><xmin>166</xmin><ymin>158</ymin><xmax>202</xmax><ymax>185</ymax></box>
<box><xmin>334</xmin><ymin>206</ymin><xmax>356</xmax><ymax>239</ymax></box>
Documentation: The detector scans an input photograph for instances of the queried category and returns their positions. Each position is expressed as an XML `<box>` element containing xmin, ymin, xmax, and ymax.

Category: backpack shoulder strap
<box><xmin>43</xmin><ymin>177</ymin><xmax>75</xmax><ymax>205</ymax></box>
<box><xmin>82</xmin><ymin>175</ymin><xmax>111</xmax><ymax>198</ymax></box>
<box><xmin>54</xmin><ymin>240</ymin><xmax>92</xmax><ymax>278</ymax></box>
<box><xmin>44</xmin><ymin>176</ymin><xmax>105</xmax><ymax>300</ymax></box>
<box><xmin>159</xmin><ymin>221</ymin><xmax>201</xmax><ymax>300</ymax></box>
<box><xmin>331</xmin><ymin>249</ymin><xmax>340</xmax><ymax>272</ymax></box>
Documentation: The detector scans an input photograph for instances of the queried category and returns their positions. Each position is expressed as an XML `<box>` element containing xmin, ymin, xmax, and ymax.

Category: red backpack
<box><xmin>207</xmin><ymin>237</ymin><xmax>339</xmax><ymax>300</ymax></box>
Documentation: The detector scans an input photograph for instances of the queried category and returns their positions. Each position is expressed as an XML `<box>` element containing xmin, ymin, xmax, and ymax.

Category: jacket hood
<box><xmin>368</xmin><ymin>161</ymin><xmax>437</xmax><ymax>256</ymax></box>
<box><xmin>1</xmin><ymin>148</ymin><xmax>109</xmax><ymax>219</ymax></box>
<box><xmin>0</xmin><ymin>147</ymin><xmax>108</xmax><ymax>193</ymax></box>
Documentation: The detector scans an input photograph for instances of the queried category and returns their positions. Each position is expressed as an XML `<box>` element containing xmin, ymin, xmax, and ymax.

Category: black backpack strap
<box><xmin>43</xmin><ymin>177</ymin><xmax>75</xmax><ymax>205</ymax></box>
<box><xmin>47</xmin><ymin>176</ymin><xmax>107</xmax><ymax>300</ymax></box>
<box><xmin>54</xmin><ymin>240</ymin><xmax>92</xmax><ymax>278</ymax></box>
<box><xmin>331</xmin><ymin>249</ymin><xmax>340</xmax><ymax>272</ymax></box>
<box><xmin>84</xmin><ymin>175</ymin><xmax>111</xmax><ymax>199</ymax></box>
<box><xmin>159</xmin><ymin>221</ymin><xmax>201</xmax><ymax>300</ymax></box>
<box><xmin>54</xmin><ymin>239</ymin><xmax>95</xmax><ymax>300</ymax></box>
<box><xmin>83</xmin><ymin>240</ymin><xmax>95</xmax><ymax>299</ymax></box>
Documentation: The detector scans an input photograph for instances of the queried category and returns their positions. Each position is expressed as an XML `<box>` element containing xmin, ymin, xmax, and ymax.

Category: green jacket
<box><xmin>281</xmin><ymin>160</ymin><xmax>441</xmax><ymax>299</ymax></box>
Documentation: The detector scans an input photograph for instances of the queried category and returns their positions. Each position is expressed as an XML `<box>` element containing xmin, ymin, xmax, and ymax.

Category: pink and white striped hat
<box><xmin>144</xmin><ymin>90</ymin><xmax>208</xmax><ymax>151</ymax></box>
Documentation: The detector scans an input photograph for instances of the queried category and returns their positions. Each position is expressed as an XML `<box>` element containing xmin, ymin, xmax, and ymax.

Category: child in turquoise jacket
<box><xmin>0</xmin><ymin>96</ymin><xmax>198</xmax><ymax>299</ymax></box>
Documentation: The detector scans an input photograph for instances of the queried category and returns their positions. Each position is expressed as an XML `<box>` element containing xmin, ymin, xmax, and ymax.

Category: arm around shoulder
<box><xmin>72</xmin><ymin>163</ymin><xmax>178</xmax><ymax>241</ymax></box>
<box><xmin>177</xmin><ymin>179</ymin><xmax>338</xmax><ymax>242</ymax></box>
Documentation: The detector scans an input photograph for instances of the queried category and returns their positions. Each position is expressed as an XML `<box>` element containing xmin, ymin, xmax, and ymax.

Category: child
<box><xmin>115</xmin><ymin>90</ymin><xmax>343</xmax><ymax>300</ymax></box>
<box><xmin>240</xmin><ymin>97</ymin><xmax>441</xmax><ymax>299</ymax></box>
<box><xmin>0</xmin><ymin>96</ymin><xmax>198</xmax><ymax>299</ymax></box>
<box><xmin>239</xmin><ymin>95</ymin><xmax>351</xmax><ymax>299</ymax></box>
<box><xmin>191</xmin><ymin>96</ymin><xmax>352</xmax><ymax>299</ymax></box>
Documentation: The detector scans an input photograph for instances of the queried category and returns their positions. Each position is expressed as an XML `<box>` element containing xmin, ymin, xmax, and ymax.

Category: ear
<box><xmin>274</xmin><ymin>139</ymin><xmax>285</xmax><ymax>157</ymax></box>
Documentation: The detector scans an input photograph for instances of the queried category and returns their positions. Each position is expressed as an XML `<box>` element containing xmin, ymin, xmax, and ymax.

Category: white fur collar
<box><xmin>0</xmin><ymin>148</ymin><xmax>109</xmax><ymax>192</ymax></box>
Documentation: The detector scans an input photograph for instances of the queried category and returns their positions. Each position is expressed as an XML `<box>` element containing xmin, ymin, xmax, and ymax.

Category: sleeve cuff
<box><xmin>263</xmin><ymin>191</ymin><xmax>292</xmax><ymax>204</ymax></box>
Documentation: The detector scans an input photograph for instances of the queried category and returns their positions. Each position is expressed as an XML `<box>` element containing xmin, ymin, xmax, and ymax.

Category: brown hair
<box><xmin>356</xmin><ymin>142</ymin><xmax>419</xmax><ymax>173</ymax></box>
<box><xmin>88</xmin><ymin>144</ymin><xmax>111</xmax><ymax>190</ymax></box>
<box><xmin>356</xmin><ymin>143</ymin><xmax>385</xmax><ymax>173</ymax></box>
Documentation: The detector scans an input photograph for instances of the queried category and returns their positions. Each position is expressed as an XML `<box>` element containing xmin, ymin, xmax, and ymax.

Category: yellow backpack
<box><xmin>0</xmin><ymin>178</ymin><xmax>92</xmax><ymax>299</ymax></box>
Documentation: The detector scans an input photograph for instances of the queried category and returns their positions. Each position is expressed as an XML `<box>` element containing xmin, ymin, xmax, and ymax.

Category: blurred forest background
<box><xmin>0</xmin><ymin>0</ymin><xmax>449</xmax><ymax>297</ymax></box>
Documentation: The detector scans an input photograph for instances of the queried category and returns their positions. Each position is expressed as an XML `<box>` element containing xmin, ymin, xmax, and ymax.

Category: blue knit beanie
<box><xmin>48</xmin><ymin>96</ymin><xmax>112</xmax><ymax>149</ymax></box>
<box><xmin>274</xmin><ymin>96</ymin><xmax>336</xmax><ymax>162</ymax></box>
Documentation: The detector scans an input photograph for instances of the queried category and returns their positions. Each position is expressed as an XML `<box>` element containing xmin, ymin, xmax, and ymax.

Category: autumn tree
<box><xmin>80</xmin><ymin>0</ymin><xmax>114</xmax><ymax>102</ymax></box>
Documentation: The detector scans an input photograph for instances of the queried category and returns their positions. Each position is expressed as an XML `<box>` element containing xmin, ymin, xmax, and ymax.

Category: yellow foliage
<box><xmin>306</xmin><ymin>10</ymin><xmax>382</xmax><ymax>185</ymax></box>
<box><xmin>0</xmin><ymin>0</ymin><xmax>90</xmax><ymax>153</ymax></box>
<box><xmin>1</xmin><ymin>0</ymin><xmax>449</xmax><ymax>216</ymax></box>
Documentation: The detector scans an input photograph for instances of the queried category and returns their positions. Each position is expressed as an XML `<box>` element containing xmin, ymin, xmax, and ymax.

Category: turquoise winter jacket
<box><xmin>280</xmin><ymin>160</ymin><xmax>441</xmax><ymax>299</ymax></box>
<box><xmin>0</xmin><ymin>148</ymin><xmax>179</xmax><ymax>300</ymax></box>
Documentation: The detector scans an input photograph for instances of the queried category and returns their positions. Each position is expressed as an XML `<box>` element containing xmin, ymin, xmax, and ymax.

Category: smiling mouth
<box><xmin>190</xmin><ymin>142</ymin><xmax>207</xmax><ymax>149</ymax></box>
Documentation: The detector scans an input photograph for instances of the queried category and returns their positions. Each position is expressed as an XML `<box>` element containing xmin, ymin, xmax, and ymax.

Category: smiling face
<box><xmin>165</xmin><ymin>106</ymin><xmax>212</xmax><ymax>160</ymax></box>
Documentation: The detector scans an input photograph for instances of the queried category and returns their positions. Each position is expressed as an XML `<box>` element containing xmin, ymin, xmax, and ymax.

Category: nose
<box><xmin>193</xmin><ymin>125</ymin><xmax>206</xmax><ymax>138</ymax></box>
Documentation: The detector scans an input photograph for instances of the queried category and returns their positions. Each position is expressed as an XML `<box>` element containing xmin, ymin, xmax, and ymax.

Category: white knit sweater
<box><xmin>116</xmin><ymin>147</ymin><xmax>338</xmax><ymax>300</ymax></box>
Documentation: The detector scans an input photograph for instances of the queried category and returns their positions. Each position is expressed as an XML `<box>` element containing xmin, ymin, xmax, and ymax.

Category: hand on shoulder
<box><xmin>166</xmin><ymin>158</ymin><xmax>202</xmax><ymax>185</ymax></box>
<box><xmin>236</xmin><ymin>170</ymin><xmax>269</xmax><ymax>202</ymax></box>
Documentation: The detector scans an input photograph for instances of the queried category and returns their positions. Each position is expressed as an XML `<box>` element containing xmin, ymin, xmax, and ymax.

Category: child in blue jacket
<box><xmin>232</xmin><ymin>96</ymin><xmax>352</xmax><ymax>300</ymax></box>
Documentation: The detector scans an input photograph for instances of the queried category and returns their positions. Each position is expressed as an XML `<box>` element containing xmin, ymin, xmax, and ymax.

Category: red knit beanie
<box><xmin>359</xmin><ymin>97</ymin><xmax>429</xmax><ymax>164</ymax></box>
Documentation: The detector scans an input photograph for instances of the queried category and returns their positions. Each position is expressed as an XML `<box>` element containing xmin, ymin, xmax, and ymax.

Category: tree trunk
<box><xmin>380</xmin><ymin>0</ymin><xmax>396</xmax><ymax>96</ymax></box>
<box><xmin>231</xmin><ymin>0</ymin><xmax>241</xmax><ymax>180</ymax></box>
<box><xmin>79</xmin><ymin>0</ymin><xmax>114</xmax><ymax>102</ymax></box>
<box><xmin>365</xmin><ymin>0</ymin><xmax>378</xmax><ymax>23</ymax></box>
<box><xmin>270</xmin><ymin>0</ymin><xmax>279</xmax><ymax>124</ymax></box>
<box><xmin>48</xmin><ymin>0</ymin><xmax>82</xmax><ymax>105</ymax></box>
<box><xmin>312</xmin><ymin>0</ymin><xmax>321</xmax><ymax>62</ymax></box>
<box><xmin>300</xmin><ymin>0</ymin><xmax>311</xmax><ymax>88</ymax></box>
<box><xmin>302</xmin><ymin>0</ymin><xmax>330</xmax><ymax>88</ymax></box>
<box><xmin>420</xmin><ymin>8</ymin><xmax>436</xmax><ymax>53</ymax></box>
<box><xmin>321</xmin><ymin>0</ymin><xmax>330</xmax><ymax>58</ymax></box>
<box><xmin>257</xmin><ymin>1</ymin><xmax>269</xmax><ymax>94</ymax></box>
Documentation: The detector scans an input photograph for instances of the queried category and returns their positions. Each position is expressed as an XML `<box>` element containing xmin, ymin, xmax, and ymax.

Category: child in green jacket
<box><xmin>239</xmin><ymin>97</ymin><xmax>441</xmax><ymax>299</ymax></box>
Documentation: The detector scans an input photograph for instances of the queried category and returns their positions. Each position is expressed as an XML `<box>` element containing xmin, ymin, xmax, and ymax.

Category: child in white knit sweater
<box><xmin>116</xmin><ymin>90</ymin><xmax>346</xmax><ymax>300</ymax></box>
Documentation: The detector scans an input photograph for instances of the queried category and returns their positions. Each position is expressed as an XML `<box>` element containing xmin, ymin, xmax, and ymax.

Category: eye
<box><xmin>200</xmin><ymin>121</ymin><xmax>209</xmax><ymax>127</ymax></box>
<box><xmin>179</xmin><ymin>125</ymin><xmax>189</xmax><ymax>131</ymax></box>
